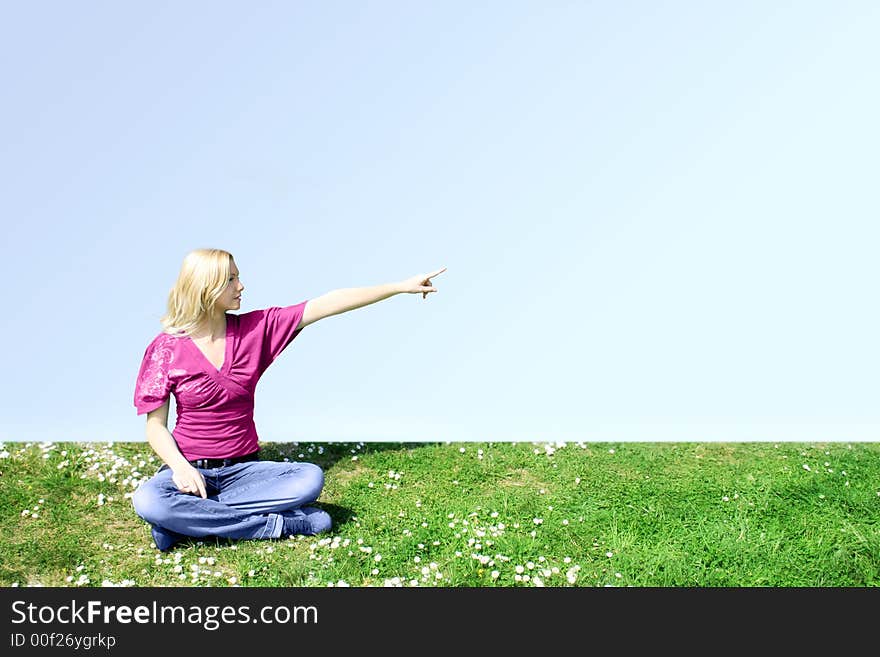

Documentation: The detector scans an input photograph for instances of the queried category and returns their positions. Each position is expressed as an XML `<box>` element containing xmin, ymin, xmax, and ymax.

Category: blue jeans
<box><xmin>132</xmin><ymin>460</ymin><xmax>327</xmax><ymax>542</ymax></box>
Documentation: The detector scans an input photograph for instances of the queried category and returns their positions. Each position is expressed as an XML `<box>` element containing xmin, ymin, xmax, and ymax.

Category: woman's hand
<box><xmin>400</xmin><ymin>267</ymin><xmax>447</xmax><ymax>299</ymax></box>
<box><xmin>171</xmin><ymin>464</ymin><xmax>208</xmax><ymax>498</ymax></box>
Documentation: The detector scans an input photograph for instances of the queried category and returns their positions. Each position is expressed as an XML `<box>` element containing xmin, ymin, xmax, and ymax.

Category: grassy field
<box><xmin>1</xmin><ymin>440</ymin><xmax>878</xmax><ymax>587</ymax></box>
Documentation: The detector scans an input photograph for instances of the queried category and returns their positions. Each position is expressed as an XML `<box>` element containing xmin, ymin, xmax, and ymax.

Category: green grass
<box><xmin>1</xmin><ymin>440</ymin><xmax>878</xmax><ymax>587</ymax></box>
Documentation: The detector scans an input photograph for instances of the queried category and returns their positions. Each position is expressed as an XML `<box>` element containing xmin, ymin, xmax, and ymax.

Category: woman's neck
<box><xmin>192</xmin><ymin>312</ymin><xmax>227</xmax><ymax>340</ymax></box>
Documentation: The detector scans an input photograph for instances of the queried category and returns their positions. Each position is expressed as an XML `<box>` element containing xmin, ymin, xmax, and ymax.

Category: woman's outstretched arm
<box><xmin>299</xmin><ymin>267</ymin><xmax>446</xmax><ymax>329</ymax></box>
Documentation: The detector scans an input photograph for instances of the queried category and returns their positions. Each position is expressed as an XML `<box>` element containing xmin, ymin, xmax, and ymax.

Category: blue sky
<box><xmin>1</xmin><ymin>1</ymin><xmax>878</xmax><ymax>443</ymax></box>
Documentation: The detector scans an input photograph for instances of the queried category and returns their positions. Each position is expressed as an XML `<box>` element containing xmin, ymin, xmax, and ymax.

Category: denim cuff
<box><xmin>263</xmin><ymin>513</ymin><xmax>283</xmax><ymax>539</ymax></box>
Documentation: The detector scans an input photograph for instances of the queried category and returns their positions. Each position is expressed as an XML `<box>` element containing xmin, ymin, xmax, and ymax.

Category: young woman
<box><xmin>132</xmin><ymin>248</ymin><xmax>445</xmax><ymax>551</ymax></box>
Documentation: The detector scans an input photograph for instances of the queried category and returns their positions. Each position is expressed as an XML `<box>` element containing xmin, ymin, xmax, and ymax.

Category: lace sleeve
<box><xmin>133</xmin><ymin>337</ymin><xmax>175</xmax><ymax>415</ymax></box>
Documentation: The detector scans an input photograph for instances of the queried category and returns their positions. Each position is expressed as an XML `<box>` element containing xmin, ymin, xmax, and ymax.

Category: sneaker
<box><xmin>151</xmin><ymin>524</ymin><xmax>184</xmax><ymax>552</ymax></box>
<box><xmin>281</xmin><ymin>507</ymin><xmax>332</xmax><ymax>537</ymax></box>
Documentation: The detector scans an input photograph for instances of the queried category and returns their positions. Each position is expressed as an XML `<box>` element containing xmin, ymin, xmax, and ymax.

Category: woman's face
<box><xmin>219</xmin><ymin>260</ymin><xmax>245</xmax><ymax>311</ymax></box>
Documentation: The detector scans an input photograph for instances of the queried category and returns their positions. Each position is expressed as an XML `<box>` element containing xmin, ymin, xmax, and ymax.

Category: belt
<box><xmin>188</xmin><ymin>451</ymin><xmax>260</xmax><ymax>469</ymax></box>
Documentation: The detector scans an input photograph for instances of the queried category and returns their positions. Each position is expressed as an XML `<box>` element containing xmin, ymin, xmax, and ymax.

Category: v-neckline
<box><xmin>186</xmin><ymin>314</ymin><xmax>234</xmax><ymax>374</ymax></box>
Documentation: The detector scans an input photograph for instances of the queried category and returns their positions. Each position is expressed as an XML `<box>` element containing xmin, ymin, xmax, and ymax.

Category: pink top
<box><xmin>133</xmin><ymin>302</ymin><xmax>308</xmax><ymax>460</ymax></box>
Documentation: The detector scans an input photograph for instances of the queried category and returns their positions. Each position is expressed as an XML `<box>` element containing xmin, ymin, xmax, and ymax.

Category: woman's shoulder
<box><xmin>236</xmin><ymin>302</ymin><xmax>307</xmax><ymax>324</ymax></box>
<box><xmin>233</xmin><ymin>307</ymin><xmax>270</xmax><ymax>329</ymax></box>
<box><xmin>144</xmin><ymin>330</ymin><xmax>188</xmax><ymax>351</ymax></box>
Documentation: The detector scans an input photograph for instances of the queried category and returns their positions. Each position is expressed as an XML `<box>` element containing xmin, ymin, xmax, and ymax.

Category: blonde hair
<box><xmin>160</xmin><ymin>248</ymin><xmax>234</xmax><ymax>336</ymax></box>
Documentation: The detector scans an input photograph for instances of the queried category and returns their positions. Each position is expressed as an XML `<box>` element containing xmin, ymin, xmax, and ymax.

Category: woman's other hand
<box><xmin>172</xmin><ymin>465</ymin><xmax>208</xmax><ymax>498</ymax></box>
<box><xmin>400</xmin><ymin>267</ymin><xmax>447</xmax><ymax>299</ymax></box>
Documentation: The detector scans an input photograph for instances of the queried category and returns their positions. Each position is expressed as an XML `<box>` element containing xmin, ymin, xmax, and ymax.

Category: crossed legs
<box><xmin>132</xmin><ymin>460</ymin><xmax>331</xmax><ymax>550</ymax></box>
